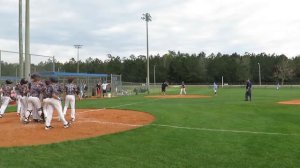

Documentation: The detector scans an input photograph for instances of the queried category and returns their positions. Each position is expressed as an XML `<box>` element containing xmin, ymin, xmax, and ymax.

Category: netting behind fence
<box><xmin>121</xmin><ymin>82</ymin><xmax>161</xmax><ymax>95</ymax></box>
<box><xmin>0</xmin><ymin>50</ymin><xmax>54</xmax><ymax>79</ymax></box>
<box><xmin>111</xmin><ymin>74</ymin><xmax>123</xmax><ymax>96</ymax></box>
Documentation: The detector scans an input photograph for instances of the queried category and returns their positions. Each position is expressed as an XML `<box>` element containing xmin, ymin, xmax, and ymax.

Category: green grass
<box><xmin>1</xmin><ymin>86</ymin><xmax>300</xmax><ymax>168</ymax></box>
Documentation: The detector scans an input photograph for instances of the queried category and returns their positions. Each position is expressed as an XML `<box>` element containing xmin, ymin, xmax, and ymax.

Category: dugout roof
<box><xmin>38</xmin><ymin>71</ymin><xmax>108</xmax><ymax>78</ymax></box>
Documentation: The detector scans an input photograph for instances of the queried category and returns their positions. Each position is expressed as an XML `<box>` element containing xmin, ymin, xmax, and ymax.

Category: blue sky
<box><xmin>0</xmin><ymin>0</ymin><xmax>299</xmax><ymax>64</ymax></box>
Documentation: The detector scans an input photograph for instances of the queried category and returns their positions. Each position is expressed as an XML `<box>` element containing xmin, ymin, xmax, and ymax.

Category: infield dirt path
<box><xmin>278</xmin><ymin>99</ymin><xmax>300</xmax><ymax>105</ymax></box>
<box><xmin>146</xmin><ymin>94</ymin><xmax>211</xmax><ymax>99</ymax></box>
<box><xmin>0</xmin><ymin>109</ymin><xmax>154</xmax><ymax>147</ymax></box>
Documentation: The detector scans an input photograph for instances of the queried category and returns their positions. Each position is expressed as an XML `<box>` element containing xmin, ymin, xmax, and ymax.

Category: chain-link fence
<box><xmin>0</xmin><ymin>50</ymin><xmax>55</xmax><ymax>81</ymax></box>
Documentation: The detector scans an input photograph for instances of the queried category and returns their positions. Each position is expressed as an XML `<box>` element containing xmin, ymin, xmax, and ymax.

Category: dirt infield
<box><xmin>0</xmin><ymin>109</ymin><xmax>154</xmax><ymax>147</ymax></box>
<box><xmin>146</xmin><ymin>94</ymin><xmax>211</xmax><ymax>99</ymax></box>
<box><xmin>278</xmin><ymin>99</ymin><xmax>300</xmax><ymax>105</ymax></box>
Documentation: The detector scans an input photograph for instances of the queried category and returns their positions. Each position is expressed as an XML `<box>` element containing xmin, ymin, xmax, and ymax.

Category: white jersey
<box><xmin>213</xmin><ymin>83</ymin><xmax>218</xmax><ymax>90</ymax></box>
<box><xmin>101</xmin><ymin>83</ymin><xmax>108</xmax><ymax>90</ymax></box>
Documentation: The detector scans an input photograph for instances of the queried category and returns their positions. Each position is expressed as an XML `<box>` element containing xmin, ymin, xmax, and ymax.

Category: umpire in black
<box><xmin>245</xmin><ymin>79</ymin><xmax>252</xmax><ymax>101</ymax></box>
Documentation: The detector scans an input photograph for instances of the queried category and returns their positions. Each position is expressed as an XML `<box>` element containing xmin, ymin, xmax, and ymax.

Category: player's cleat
<box><xmin>64</xmin><ymin>122</ymin><xmax>70</xmax><ymax>128</ymax></box>
<box><xmin>40</xmin><ymin>113</ymin><xmax>46</xmax><ymax>122</ymax></box>
<box><xmin>0</xmin><ymin>114</ymin><xmax>3</xmax><ymax>118</ymax></box>
<box><xmin>23</xmin><ymin>118</ymin><xmax>29</xmax><ymax>124</ymax></box>
<box><xmin>70</xmin><ymin>118</ymin><xmax>75</xmax><ymax>122</ymax></box>
<box><xmin>38</xmin><ymin>119</ymin><xmax>45</xmax><ymax>124</ymax></box>
<box><xmin>45</xmin><ymin>126</ymin><xmax>53</xmax><ymax>130</ymax></box>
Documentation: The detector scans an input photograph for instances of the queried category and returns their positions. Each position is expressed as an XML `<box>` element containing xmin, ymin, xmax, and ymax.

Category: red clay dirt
<box><xmin>278</xmin><ymin>99</ymin><xmax>300</xmax><ymax>105</ymax></box>
<box><xmin>0</xmin><ymin>109</ymin><xmax>155</xmax><ymax>147</ymax></box>
<box><xmin>146</xmin><ymin>94</ymin><xmax>211</xmax><ymax>99</ymax></box>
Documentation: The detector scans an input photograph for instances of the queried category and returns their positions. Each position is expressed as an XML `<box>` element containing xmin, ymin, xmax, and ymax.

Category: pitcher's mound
<box><xmin>0</xmin><ymin>109</ymin><xmax>154</xmax><ymax>147</ymax></box>
<box><xmin>146</xmin><ymin>95</ymin><xmax>211</xmax><ymax>99</ymax></box>
<box><xmin>278</xmin><ymin>99</ymin><xmax>300</xmax><ymax>105</ymax></box>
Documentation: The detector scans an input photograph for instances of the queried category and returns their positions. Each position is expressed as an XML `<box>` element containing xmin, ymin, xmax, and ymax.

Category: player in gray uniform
<box><xmin>0</xmin><ymin>80</ymin><xmax>14</xmax><ymax>118</ymax></box>
<box><xmin>179</xmin><ymin>81</ymin><xmax>187</xmax><ymax>95</ymax></box>
<box><xmin>25</xmin><ymin>74</ymin><xmax>45</xmax><ymax>123</ymax></box>
<box><xmin>43</xmin><ymin>77</ymin><xmax>70</xmax><ymax>130</ymax></box>
<box><xmin>17</xmin><ymin>78</ymin><xmax>29</xmax><ymax>122</ymax></box>
<box><xmin>15</xmin><ymin>82</ymin><xmax>22</xmax><ymax>116</ymax></box>
<box><xmin>63</xmin><ymin>77</ymin><xmax>78</xmax><ymax>122</ymax></box>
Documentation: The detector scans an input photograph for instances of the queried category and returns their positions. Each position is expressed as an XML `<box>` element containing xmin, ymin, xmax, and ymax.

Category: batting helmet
<box><xmin>5</xmin><ymin>80</ymin><xmax>13</xmax><ymax>84</ymax></box>
<box><xmin>31</xmin><ymin>73</ymin><xmax>41</xmax><ymax>80</ymax></box>
<box><xmin>49</xmin><ymin>77</ymin><xmax>59</xmax><ymax>83</ymax></box>
<box><xmin>67</xmin><ymin>77</ymin><xmax>75</xmax><ymax>83</ymax></box>
<box><xmin>20</xmin><ymin>78</ymin><xmax>28</xmax><ymax>85</ymax></box>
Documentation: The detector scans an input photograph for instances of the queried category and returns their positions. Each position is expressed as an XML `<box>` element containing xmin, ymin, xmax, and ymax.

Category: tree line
<box><xmin>1</xmin><ymin>51</ymin><xmax>299</xmax><ymax>85</ymax></box>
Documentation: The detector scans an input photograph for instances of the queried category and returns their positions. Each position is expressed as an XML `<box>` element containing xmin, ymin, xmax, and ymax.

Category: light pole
<box><xmin>141</xmin><ymin>13</ymin><xmax>151</xmax><ymax>94</ymax></box>
<box><xmin>0</xmin><ymin>50</ymin><xmax>1</xmax><ymax>78</ymax></box>
<box><xmin>154</xmin><ymin>64</ymin><xmax>156</xmax><ymax>86</ymax></box>
<box><xmin>16</xmin><ymin>67</ymin><xmax>18</xmax><ymax>83</ymax></box>
<box><xmin>74</xmin><ymin>45</ymin><xmax>83</xmax><ymax>73</ymax></box>
<box><xmin>24</xmin><ymin>0</ymin><xmax>30</xmax><ymax>80</ymax></box>
<box><xmin>52</xmin><ymin>56</ymin><xmax>55</xmax><ymax>72</ymax></box>
<box><xmin>258</xmin><ymin>63</ymin><xmax>261</xmax><ymax>86</ymax></box>
<box><xmin>19</xmin><ymin>0</ymin><xmax>24</xmax><ymax>78</ymax></box>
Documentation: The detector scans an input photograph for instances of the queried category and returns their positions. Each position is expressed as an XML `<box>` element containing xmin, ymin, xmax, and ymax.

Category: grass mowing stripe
<box><xmin>78</xmin><ymin>120</ymin><xmax>143</xmax><ymax>127</ymax></box>
<box><xmin>108</xmin><ymin>98</ymin><xmax>160</xmax><ymax>109</ymax></box>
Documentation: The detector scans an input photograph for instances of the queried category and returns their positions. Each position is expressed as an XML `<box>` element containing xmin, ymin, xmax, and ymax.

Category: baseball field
<box><xmin>1</xmin><ymin>86</ymin><xmax>300</xmax><ymax>168</ymax></box>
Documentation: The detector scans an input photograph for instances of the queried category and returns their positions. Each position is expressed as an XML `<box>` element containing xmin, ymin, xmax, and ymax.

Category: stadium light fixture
<box><xmin>74</xmin><ymin>45</ymin><xmax>83</xmax><ymax>73</ymax></box>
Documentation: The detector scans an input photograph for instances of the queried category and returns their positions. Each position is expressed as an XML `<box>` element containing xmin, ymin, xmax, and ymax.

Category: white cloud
<box><xmin>0</xmin><ymin>0</ymin><xmax>300</xmax><ymax>65</ymax></box>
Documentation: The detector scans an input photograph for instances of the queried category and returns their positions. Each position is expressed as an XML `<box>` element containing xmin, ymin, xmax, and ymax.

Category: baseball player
<box><xmin>43</xmin><ymin>77</ymin><xmax>70</xmax><ymax>130</ymax></box>
<box><xmin>161</xmin><ymin>81</ymin><xmax>168</xmax><ymax>95</ymax></box>
<box><xmin>15</xmin><ymin>82</ymin><xmax>22</xmax><ymax>116</ymax></box>
<box><xmin>25</xmin><ymin>74</ymin><xmax>45</xmax><ymax>124</ymax></box>
<box><xmin>78</xmin><ymin>80</ymin><xmax>84</xmax><ymax>100</ymax></box>
<box><xmin>63</xmin><ymin>77</ymin><xmax>78</xmax><ymax>122</ymax></box>
<box><xmin>101</xmin><ymin>82</ymin><xmax>108</xmax><ymax>97</ymax></box>
<box><xmin>17</xmin><ymin>78</ymin><xmax>29</xmax><ymax>122</ymax></box>
<box><xmin>245</xmin><ymin>79</ymin><xmax>252</xmax><ymax>101</ymax></box>
<box><xmin>96</xmin><ymin>80</ymin><xmax>102</xmax><ymax>97</ymax></box>
<box><xmin>213</xmin><ymin>82</ymin><xmax>218</xmax><ymax>95</ymax></box>
<box><xmin>180</xmin><ymin>81</ymin><xmax>186</xmax><ymax>95</ymax></box>
<box><xmin>0</xmin><ymin>80</ymin><xmax>14</xmax><ymax>118</ymax></box>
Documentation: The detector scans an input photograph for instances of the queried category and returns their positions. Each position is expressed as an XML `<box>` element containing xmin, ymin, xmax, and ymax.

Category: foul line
<box><xmin>149</xmin><ymin>124</ymin><xmax>298</xmax><ymax>136</ymax></box>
